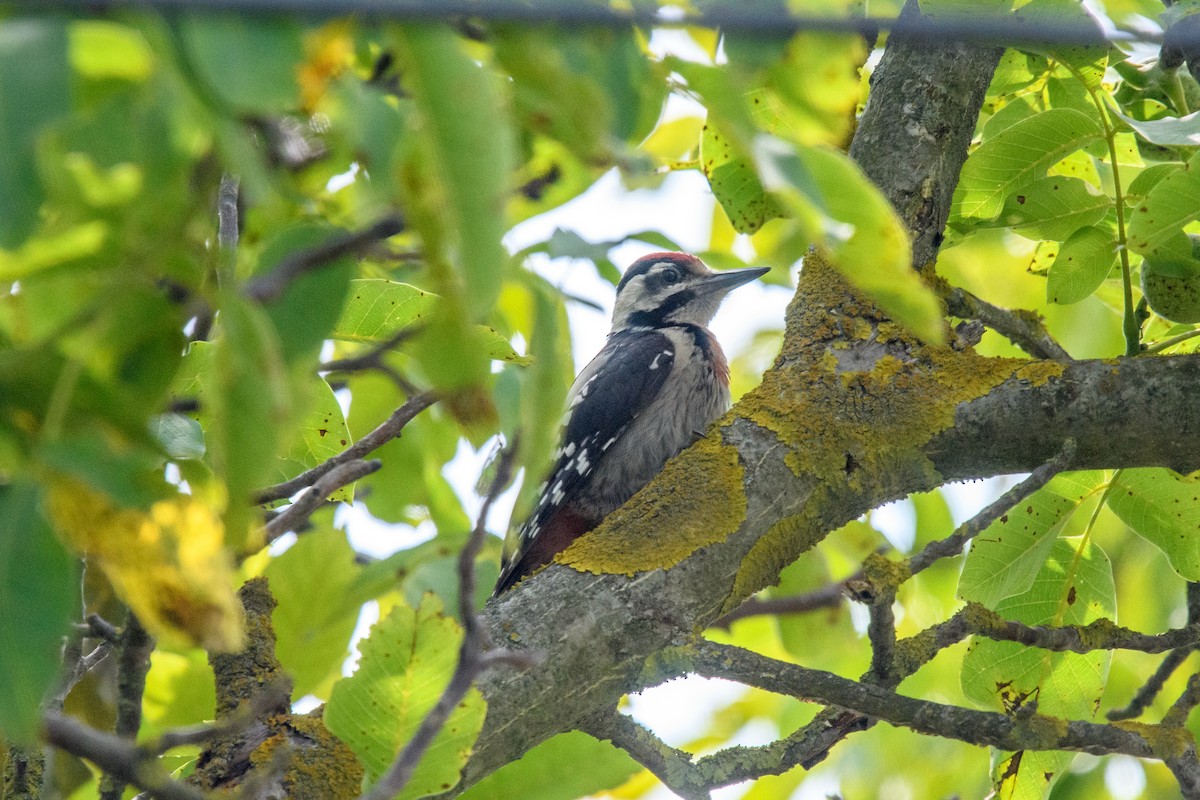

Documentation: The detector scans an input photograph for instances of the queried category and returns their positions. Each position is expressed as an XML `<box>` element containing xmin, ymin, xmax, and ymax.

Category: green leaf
<box><xmin>1000</xmin><ymin>176</ymin><xmax>1110</xmax><ymax>241</ymax></box>
<box><xmin>393</xmin><ymin>24</ymin><xmax>514</xmax><ymax>318</ymax></box>
<box><xmin>1045</xmin><ymin>225</ymin><xmax>1116</xmax><ymax>305</ymax></box>
<box><xmin>332</xmin><ymin>279</ymin><xmax>438</xmax><ymax>344</ymax></box>
<box><xmin>274</xmin><ymin>377</ymin><xmax>354</xmax><ymax>504</ymax></box>
<box><xmin>758</xmin><ymin>140</ymin><xmax>945</xmax><ymax>344</ymax></box>
<box><xmin>953</xmin><ymin>108</ymin><xmax>1104</xmax><ymax>220</ymax></box>
<box><xmin>210</xmin><ymin>293</ymin><xmax>290</xmax><ymax>550</ymax></box>
<box><xmin>958</xmin><ymin>472</ymin><xmax>1104</xmax><ymax>607</ymax></box>
<box><xmin>1107</xmin><ymin>468</ymin><xmax>1200</xmax><ymax>580</ymax></box>
<box><xmin>255</xmin><ymin>223</ymin><xmax>356</xmax><ymax>365</ymax></box>
<box><xmin>1126</xmin><ymin>163</ymin><xmax>1183</xmax><ymax>199</ymax></box>
<box><xmin>0</xmin><ymin>17</ymin><xmax>70</xmax><ymax>248</ymax></box>
<box><xmin>702</xmin><ymin>123</ymin><xmax>786</xmax><ymax>234</ymax></box>
<box><xmin>0</xmin><ymin>483</ymin><xmax>76</xmax><ymax>743</ymax></box>
<box><xmin>266</xmin><ymin>525</ymin><xmax>362</xmax><ymax>697</ymax></box>
<box><xmin>457</xmin><ymin>731</ymin><xmax>639</xmax><ymax>800</ymax></box>
<box><xmin>176</xmin><ymin>13</ymin><xmax>303</xmax><ymax>112</ymax></box>
<box><xmin>69</xmin><ymin>20</ymin><xmax>154</xmax><ymax>82</ymax></box>
<box><xmin>1127</xmin><ymin>151</ymin><xmax>1200</xmax><ymax>256</ymax></box>
<box><xmin>962</xmin><ymin>538</ymin><xmax>1114</xmax><ymax>800</ymax></box>
<box><xmin>325</xmin><ymin>595</ymin><xmax>486</xmax><ymax>798</ymax></box>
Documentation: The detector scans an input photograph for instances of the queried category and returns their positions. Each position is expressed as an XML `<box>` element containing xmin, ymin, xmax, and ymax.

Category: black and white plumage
<box><xmin>492</xmin><ymin>252</ymin><xmax>768</xmax><ymax>596</ymax></box>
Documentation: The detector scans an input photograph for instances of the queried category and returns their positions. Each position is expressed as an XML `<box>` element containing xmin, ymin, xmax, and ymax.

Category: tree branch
<box><xmin>908</xmin><ymin>438</ymin><xmax>1075</xmax><ymax>574</ymax></box>
<box><xmin>686</xmin><ymin>641</ymin><xmax>1158</xmax><ymax>759</ymax></box>
<box><xmin>582</xmin><ymin>711</ymin><xmax>710</xmax><ymax>800</ymax></box>
<box><xmin>42</xmin><ymin>714</ymin><xmax>210</xmax><ymax>800</ymax></box>
<box><xmin>255</xmin><ymin>391</ymin><xmax>437</xmax><ymax>504</ymax></box>
<box><xmin>264</xmin><ymin>458</ymin><xmax>381</xmax><ymax>543</ymax></box>
<box><xmin>99</xmin><ymin>613</ymin><xmax>154</xmax><ymax>800</ymax></box>
<box><xmin>245</xmin><ymin>214</ymin><xmax>405</xmax><ymax>303</ymax></box>
<box><xmin>943</xmin><ymin>286</ymin><xmax>1073</xmax><ymax>361</ymax></box>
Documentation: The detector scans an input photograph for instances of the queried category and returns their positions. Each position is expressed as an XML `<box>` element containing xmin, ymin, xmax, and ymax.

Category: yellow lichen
<box><xmin>558</xmin><ymin>434</ymin><xmax>746</xmax><ymax>575</ymax></box>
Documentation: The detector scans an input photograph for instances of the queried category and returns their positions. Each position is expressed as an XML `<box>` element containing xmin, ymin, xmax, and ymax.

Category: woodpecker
<box><xmin>492</xmin><ymin>252</ymin><xmax>769</xmax><ymax>596</ymax></box>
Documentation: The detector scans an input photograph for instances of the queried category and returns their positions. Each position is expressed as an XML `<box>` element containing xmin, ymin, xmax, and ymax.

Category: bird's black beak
<box><xmin>697</xmin><ymin>266</ymin><xmax>770</xmax><ymax>294</ymax></box>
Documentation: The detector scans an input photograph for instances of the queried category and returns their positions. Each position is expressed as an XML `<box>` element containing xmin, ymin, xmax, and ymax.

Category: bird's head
<box><xmin>611</xmin><ymin>252</ymin><xmax>769</xmax><ymax>331</ymax></box>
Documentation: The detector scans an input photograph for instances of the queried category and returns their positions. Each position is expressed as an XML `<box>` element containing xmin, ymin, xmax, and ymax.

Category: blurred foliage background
<box><xmin>4</xmin><ymin>0</ymin><xmax>1200</xmax><ymax>798</ymax></box>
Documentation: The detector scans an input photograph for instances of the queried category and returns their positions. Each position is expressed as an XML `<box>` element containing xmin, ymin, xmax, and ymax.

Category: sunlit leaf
<box><xmin>958</xmin><ymin>472</ymin><xmax>1104</xmax><ymax>607</ymax></box>
<box><xmin>69</xmin><ymin>20</ymin><xmax>154</xmax><ymax>81</ymax></box>
<box><xmin>757</xmin><ymin>140</ymin><xmax>944</xmax><ymax>343</ymax></box>
<box><xmin>325</xmin><ymin>594</ymin><xmax>486</xmax><ymax>798</ymax></box>
<box><xmin>962</xmin><ymin>539</ymin><xmax>1114</xmax><ymax>800</ymax></box>
<box><xmin>1108</xmin><ymin>469</ymin><xmax>1200</xmax><ymax>580</ymax></box>
<box><xmin>999</xmin><ymin>176</ymin><xmax>1110</xmax><ymax>241</ymax></box>
<box><xmin>952</xmin><ymin>109</ymin><xmax>1104</xmax><ymax>220</ymax></box>
<box><xmin>273</xmin><ymin>377</ymin><xmax>354</xmax><ymax>504</ymax></box>
<box><xmin>332</xmin><ymin>279</ymin><xmax>437</xmax><ymax>343</ymax></box>
<box><xmin>703</xmin><ymin>124</ymin><xmax>785</xmax><ymax>234</ymax></box>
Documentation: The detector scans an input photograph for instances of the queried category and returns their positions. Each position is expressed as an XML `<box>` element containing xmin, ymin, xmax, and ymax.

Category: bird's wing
<box><xmin>494</xmin><ymin>328</ymin><xmax>675</xmax><ymax>594</ymax></box>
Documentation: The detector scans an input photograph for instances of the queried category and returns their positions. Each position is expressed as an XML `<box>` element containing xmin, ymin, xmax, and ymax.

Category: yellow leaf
<box><xmin>46</xmin><ymin>478</ymin><xmax>244</xmax><ymax>651</ymax></box>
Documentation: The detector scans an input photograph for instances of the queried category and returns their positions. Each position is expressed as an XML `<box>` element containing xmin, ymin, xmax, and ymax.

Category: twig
<box><xmin>907</xmin><ymin>438</ymin><xmax>1076</xmax><ymax>574</ymax></box>
<box><xmin>1165</xmin><ymin>671</ymin><xmax>1200</xmax><ymax>727</ymax></box>
<box><xmin>264</xmin><ymin>459</ymin><xmax>381</xmax><ymax>543</ymax></box>
<box><xmin>1111</xmin><ymin>582</ymin><xmax>1200</xmax><ymax>720</ymax></box>
<box><xmin>944</xmin><ymin>287</ymin><xmax>1072</xmax><ymax>361</ymax></box>
<box><xmin>42</xmin><ymin>713</ymin><xmax>209</xmax><ymax>800</ymax></box>
<box><xmin>932</xmin><ymin>604</ymin><xmax>1200</xmax><ymax>655</ymax></box>
<box><xmin>245</xmin><ymin>214</ymin><xmax>405</xmax><ymax>303</ymax></box>
<box><xmin>583</xmin><ymin>711</ymin><xmax>709</xmax><ymax>800</ymax></box>
<box><xmin>143</xmin><ymin>682</ymin><xmax>291</xmax><ymax>756</ymax></box>
<box><xmin>356</xmin><ymin>446</ymin><xmax>531</xmax><ymax>800</ymax></box>
<box><xmin>78</xmin><ymin>614</ymin><xmax>120</xmax><ymax>642</ymax></box>
<box><xmin>1108</xmin><ymin>648</ymin><xmax>1193</xmax><ymax>720</ymax></box>
<box><xmin>99</xmin><ymin>613</ymin><xmax>154</xmax><ymax>800</ymax></box>
<box><xmin>687</xmin><ymin>641</ymin><xmax>1157</xmax><ymax>759</ymax></box>
<box><xmin>319</xmin><ymin>327</ymin><xmax>422</xmax><ymax>394</ymax></box>
<box><xmin>709</xmin><ymin>581</ymin><xmax>848</xmax><ymax>629</ymax></box>
<box><xmin>255</xmin><ymin>392</ymin><xmax>437</xmax><ymax>504</ymax></box>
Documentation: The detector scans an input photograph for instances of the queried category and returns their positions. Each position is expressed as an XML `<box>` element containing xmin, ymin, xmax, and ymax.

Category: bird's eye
<box><xmin>661</xmin><ymin>267</ymin><xmax>681</xmax><ymax>285</ymax></box>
